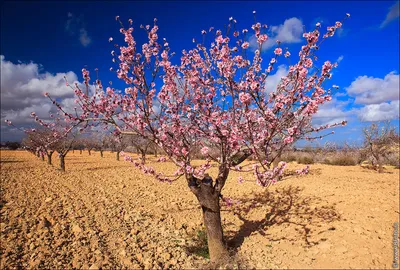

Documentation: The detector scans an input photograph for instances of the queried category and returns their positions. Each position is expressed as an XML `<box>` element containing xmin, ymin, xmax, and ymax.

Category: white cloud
<box><xmin>250</xmin><ymin>17</ymin><xmax>303</xmax><ymax>51</ymax></box>
<box><xmin>79</xmin><ymin>28</ymin><xmax>92</xmax><ymax>47</ymax></box>
<box><xmin>264</xmin><ymin>65</ymin><xmax>289</xmax><ymax>94</ymax></box>
<box><xmin>65</xmin><ymin>12</ymin><xmax>92</xmax><ymax>47</ymax></box>
<box><xmin>336</xmin><ymin>55</ymin><xmax>344</xmax><ymax>63</ymax></box>
<box><xmin>345</xmin><ymin>71</ymin><xmax>399</xmax><ymax>104</ymax></box>
<box><xmin>380</xmin><ymin>1</ymin><xmax>400</xmax><ymax>28</ymax></box>
<box><xmin>0</xmin><ymin>55</ymin><xmax>77</xmax><ymax>112</ymax></box>
<box><xmin>0</xmin><ymin>56</ymin><xmax>92</xmax><ymax>139</ymax></box>
<box><xmin>358</xmin><ymin>100</ymin><xmax>399</xmax><ymax>122</ymax></box>
<box><xmin>313</xmin><ymin>97</ymin><xmax>353</xmax><ymax>126</ymax></box>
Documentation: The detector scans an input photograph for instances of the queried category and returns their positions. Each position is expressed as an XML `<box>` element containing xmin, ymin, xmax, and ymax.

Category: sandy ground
<box><xmin>0</xmin><ymin>150</ymin><xmax>399</xmax><ymax>269</ymax></box>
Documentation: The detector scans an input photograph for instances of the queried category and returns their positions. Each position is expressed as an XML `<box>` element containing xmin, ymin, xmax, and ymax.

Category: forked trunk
<box><xmin>141</xmin><ymin>152</ymin><xmax>146</xmax><ymax>164</ymax></box>
<box><xmin>60</xmin><ymin>155</ymin><xmax>65</xmax><ymax>172</ymax></box>
<box><xmin>116</xmin><ymin>151</ymin><xmax>120</xmax><ymax>161</ymax></box>
<box><xmin>191</xmin><ymin>183</ymin><xmax>228</xmax><ymax>263</ymax></box>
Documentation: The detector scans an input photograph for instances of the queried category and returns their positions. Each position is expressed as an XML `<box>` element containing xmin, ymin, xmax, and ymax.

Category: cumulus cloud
<box><xmin>0</xmin><ymin>55</ymin><xmax>77</xmax><ymax>112</ymax></box>
<box><xmin>380</xmin><ymin>1</ymin><xmax>400</xmax><ymax>28</ymax></box>
<box><xmin>358</xmin><ymin>100</ymin><xmax>399</xmax><ymax>122</ymax></box>
<box><xmin>0</xmin><ymin>55</ymin><xmax>93</xmax><ymax>142</ymax></box>
<box><xmin>65</xmin><ymin>12</ymin><xmax>92</xmax><ymax>47</ymax></box>
<box><xmin>345</xmin><ymin>71</ymin><xmax>399</xmax><ymax>105</ymax></box>
<box><xmin>250</xmin><ymin>17</ymin><xmax>303</xmax><ymax>51</ymax></box>
<box><xmin>313</xmin><ymin>97</ymin><xmax>353</xmax><ymax>126</ymax></box>
<box><xmin>264</xmin><ymin>65</ymin><xmax>289</xmax><ymax>94</ymax></box>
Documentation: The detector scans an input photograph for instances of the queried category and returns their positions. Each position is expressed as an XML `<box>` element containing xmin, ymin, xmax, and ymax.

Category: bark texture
<box><xmin>60</xmin><ymin>156</ymin><xmax>65</xmax><ymax>172</ymax></box>
<box><xmin>189</xmin><ymin>177</ymin><xmax>228</xmax><ymax>262</ymax></box>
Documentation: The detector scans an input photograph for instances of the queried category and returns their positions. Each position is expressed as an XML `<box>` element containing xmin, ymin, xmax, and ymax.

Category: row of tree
<box><xmin>21</xmin><ymin>129</ymin><xmax>159</xmax><ymax>171</ymax></box>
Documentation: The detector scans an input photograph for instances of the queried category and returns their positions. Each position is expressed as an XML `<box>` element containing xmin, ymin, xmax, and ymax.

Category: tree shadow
<box><xmin>0</xmin><ymin>160</ymin><xmax>24</xmax><ymax>164</ymax></box>
<box><xmin>78</xmin><ymin>165</ymin><xmax>134</xmax><ymax>171</ymax></box>
<box><xmin>280</xmin><ymin>168</ymin><xmax>322</xmax><ymax>180</ymax></box>
<box><xmin>226</xmin><ymin>185</ymin><xmax>340</xmax><ymax>251</ymax></box>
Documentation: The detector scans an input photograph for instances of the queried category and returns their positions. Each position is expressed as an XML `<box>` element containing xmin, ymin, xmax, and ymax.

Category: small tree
<box><xmin>82</xmin><ymin>137</ymin><xmax>97</xmax><ymax>155</ymax></box>
<box><xmin>95</xmin><ymin>134</ymin><xmax>109</xmax><ymax>158</ymax></box>
<box><xmin>40</xmin><ymin>13</ymin><xmax>350</xmax><ymax>262</ymax></box>
<box><xmin>54</xmin><ymin>135</ymin><xmax>76</xmax><ymax>172</ymax></box>
<box><xmin>129</xmin><ymin>134</ymin><xmax>152</xmax><ymax>164</ymax></box>
<box><xmin>362</xmin><ymin>122</ymin><xmax>400</xmax><ymax>173</ymax></box>
<box><xmin>26</xmin><ymin>128</ymin><xmax>62</xmax><ymax>165</ymax></box>
<box><xmin>108</xmin><ymin>134</ymin><xmax>129</xmax><ymax>161</ymax></box>
<box><xmin>73</xmin><ymin>138</ymin><xmax>85</xmax><ymax>154</ymax></box>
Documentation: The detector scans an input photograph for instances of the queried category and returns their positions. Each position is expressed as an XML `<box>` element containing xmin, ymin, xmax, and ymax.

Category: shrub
<box><xmin>297</xmin><ymin>156</ymin><xmax>314</xmax><ymax>165</ymax></box>
<box><xmin>323</xmin><ymin>158</ymin><xmax>331</xmax><ymax>165</ymax></box>
<box><xmin>386</xmin><ymin>152</ymin><xmax>400</xmax><ymax>168</ymax></box>
<box><xmin>329</xmin><ymin>155</ymin><xmax>357</xmax><ymax>166</ymax></box>
<box><xmin>282</xmin><ymin>154</ymin><xmax>297</xmax><ymax>162</ymax></box>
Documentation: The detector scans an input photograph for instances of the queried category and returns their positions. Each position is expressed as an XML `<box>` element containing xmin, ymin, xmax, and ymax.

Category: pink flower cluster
<box><xmin>296</xmin><ymin>165</ymin><xmax>310</xmax><ymax>175</ymax></box>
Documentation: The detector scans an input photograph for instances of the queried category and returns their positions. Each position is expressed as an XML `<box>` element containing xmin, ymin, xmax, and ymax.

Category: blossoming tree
<box><xmin>41</xmin><ymin>12</ymin><xmax>350</xmax><ymax>261</ymax></box>
<box><xmin>23</xmin><ymin>129</ymin><xmax>57</xmax><ymax>164</ymax></box>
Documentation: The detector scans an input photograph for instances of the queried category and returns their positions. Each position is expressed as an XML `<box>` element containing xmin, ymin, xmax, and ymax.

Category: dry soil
<box><xmin>0</xmin><ymin>150</ymin><xmax>399</xmax><ymax>269</ymax></box>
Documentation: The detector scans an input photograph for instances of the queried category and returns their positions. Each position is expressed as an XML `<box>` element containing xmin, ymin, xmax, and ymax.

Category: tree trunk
<box><xmin>73</xmin><ymin>149</ymin><xmax>75</xmax><ymax>153</ymax></box>
<box><xmin>88</xmin><ymin>150</ymin><xmax>91</xmax><ymax>156</ymax></box>
<box><xmin>80</xmin><ymin>149</ymin><xmax>82</xmax><ymax>154</ymax></box>
<box><xmin>378</xmin><ymin>161</ymin><xmax>384</xmax><ymax>173</ymax></box>
<box><xmin>60</xmin><ymin>155</ymin><xmax>65</xmax><ymax>172</ymax></box>
<box><xmin>100</xmin><ymin>150</ymin><xmax>103</xmax><ymax>158</ymax></box>
<box><xmin>36</xmin><ymin>151</ymin><xmax>40</xmax><ymax>158</ymax></box>
<box><xmin>154</xmin><ymin>146</ymin><xmax>158</xmax><ymax>157</ymax></box>
<box><xmin>47</xmin><ymin>153</ymin><xmax>52</xmax><ymax>165</ymax></box>
<box><xmin>191</xmin><ymin>183</ymin><xmax>228</xmax><ymax>263</ymax></box>
<box><xmin>141</xmin><ymin>152</ymin><xmax>146</xmax><ymax>164</ymax></box>
<box><xmin>41</xmin><ymin>154</ymin><xmax>44</xmax><ymax>161</ymax></box>
<box><xmin>116</xmin><ymin>151</ymin><xmax>120</xmax><ymax>161</ymax></box>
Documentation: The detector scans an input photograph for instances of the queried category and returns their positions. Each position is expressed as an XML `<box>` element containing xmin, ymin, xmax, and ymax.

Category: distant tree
<box><xmin>82</xmin><ymin>137</ymin><xmax>97</xmax><ymax>156</ymax></box>
<box><xmin>3</xmin><ymin>141</ymin><xmax>21</xmax><ymax>150</ymax></box>
<box><xmin>24</xmin><ymin>129</ymin><xmax>57</xmax><ymax>165</ymax></box>
<box><xmin>129</xmin><ymin>134</ymin><xmax>152</xmax><ymax>164</ymax></box>
<box><xmin>108</xmin><ymin>134</ymin><xmax>129</xmax><ymax>161</ymax></box>
<box><xmin>73</xmin><ymin>138</ymin><xmax>86</xmax><ymax>154</ymax></box>
<box><xmin>362</xmin><ymin>122</ymin><xmax>400</xmax><ymax>173</ymax></box>
<box><xmin>54</xmin><ymin>134</ymin><xmax>76</xmax><ymax>172</ymax></box>
<box><xmin>95</xmin><ymin>135</ymin><xmax>109</xmax><ymax>158</ymax></box>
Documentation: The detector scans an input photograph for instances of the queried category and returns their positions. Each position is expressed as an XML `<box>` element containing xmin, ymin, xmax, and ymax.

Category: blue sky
<box><xmin>1</xmin><ymin>1</ymin><xmax>399</xmax><ymax>145</ymax></box>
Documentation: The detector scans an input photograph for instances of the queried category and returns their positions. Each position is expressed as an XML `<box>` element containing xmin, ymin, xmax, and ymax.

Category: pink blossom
<box><xmin>257</xmin><ymin>34</ymin><xmax>268</xmax><ymax>44</ymax></box>
<box><xmin>241</xmin><ymin>42</ymin><xmax>250</xmax><ymax>49</ymax></box>
<box><xmin>239</xmin><ymin>92</ymin><xmax>252</xmax><ymax>105</ymax></box>
<box><xmin>201</xmin><ymin>146</ymin><xmax>209</xmax><ymax>155</ymax></box>
<box><xmin>274</xmin><ymin>48</ymin><xmax>282</xmax><ymax>56</ymax></box>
